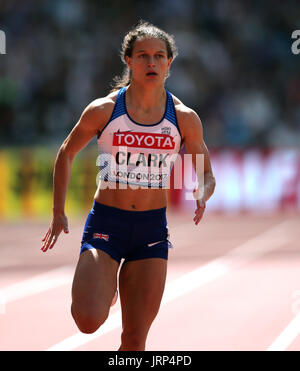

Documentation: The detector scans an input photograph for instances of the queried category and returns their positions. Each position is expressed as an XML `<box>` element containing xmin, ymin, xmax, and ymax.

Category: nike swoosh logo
<box><xmin>147</xmin><ymin>240</ymin><xmax>165</xmax><ymax>247</ymax></box>
<box><xmin>117</xmin><ymin>129</ymin><xmax>132</xmax><ymax>133</ymax></box>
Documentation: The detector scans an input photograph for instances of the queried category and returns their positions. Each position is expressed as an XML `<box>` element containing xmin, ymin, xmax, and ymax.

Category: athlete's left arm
<box><xmin>180</xmin><ymin>109</ymin><xmax>216</xmax><ymax>225</ymax></box>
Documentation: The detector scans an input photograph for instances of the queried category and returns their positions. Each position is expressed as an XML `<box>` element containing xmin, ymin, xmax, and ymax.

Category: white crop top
<box><xmin>97</xmin><ymin>87</ymin><xmax>183</xmax><ymax>188</ymax></box>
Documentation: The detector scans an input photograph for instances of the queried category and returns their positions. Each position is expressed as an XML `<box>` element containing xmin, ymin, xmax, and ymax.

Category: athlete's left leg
<box><xmin>118</xmin><ymin>258</ymin><xmax>167</xmax><ymax>351</ymax></box>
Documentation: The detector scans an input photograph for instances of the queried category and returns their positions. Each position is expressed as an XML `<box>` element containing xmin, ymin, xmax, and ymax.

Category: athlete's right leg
<box><xmin>71</xmin><ymin>248</ymin><xmax>120</xmax><ymax>334</ymax></box>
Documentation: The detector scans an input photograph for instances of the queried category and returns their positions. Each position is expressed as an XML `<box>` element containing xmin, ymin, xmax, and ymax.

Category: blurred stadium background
<box><xmin>1</xmin><ymin>0</ymin><xmax>300</xmax><ymax>352</ymax></box>
<box><xmin>0</xmin><ymin>0</ymin><xmax>299</xmax><ymax>220</ymax></box>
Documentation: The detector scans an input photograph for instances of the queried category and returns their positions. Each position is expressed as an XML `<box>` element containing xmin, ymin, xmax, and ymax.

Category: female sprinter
<box><xmin>41</xmin><ymin>21</ymin><xmax>216</xmax><ymax>351</ymax></box>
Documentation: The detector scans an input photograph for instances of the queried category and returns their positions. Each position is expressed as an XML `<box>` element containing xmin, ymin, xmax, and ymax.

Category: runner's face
<box><xmin>126</xmin><ymin>37</ymin><xmax>172</xmax><ymax>85</ymax></box>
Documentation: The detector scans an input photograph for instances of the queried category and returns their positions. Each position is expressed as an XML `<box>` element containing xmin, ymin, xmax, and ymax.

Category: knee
<box><xmin>71</xmin><ymin>302</ymin><xmax>109</xmax><ymax>334</ymax></box>
<box><xmin>120</xmin><ymin>330</ymin><xmax>146</xmax><ymax>351</ymax></box>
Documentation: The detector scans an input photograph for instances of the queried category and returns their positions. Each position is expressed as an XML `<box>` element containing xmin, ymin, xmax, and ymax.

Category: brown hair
<box><xmin>110</xmin><ymin>20</ymin><xmax>178</xmax><ymax>92</ymax></box>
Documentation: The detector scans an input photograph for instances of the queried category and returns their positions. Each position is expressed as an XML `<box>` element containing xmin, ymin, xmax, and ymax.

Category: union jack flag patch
<box><xmin>93</xmin><ymin>233</ymin><xmax>109</xmax><ymax>241</ymax></box>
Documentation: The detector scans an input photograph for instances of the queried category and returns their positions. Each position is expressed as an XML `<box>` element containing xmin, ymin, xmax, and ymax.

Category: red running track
<box><xmin>0</xmin><ymin>211</ymin><xmax>300</xmax><ymax>351</ymax></box>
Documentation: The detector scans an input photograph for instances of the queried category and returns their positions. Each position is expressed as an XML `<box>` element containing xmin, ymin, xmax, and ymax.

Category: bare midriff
<box><xmin>94</xmin><ymin>181</ymin><xmax>167</xmax><ymax>211</ymax></box>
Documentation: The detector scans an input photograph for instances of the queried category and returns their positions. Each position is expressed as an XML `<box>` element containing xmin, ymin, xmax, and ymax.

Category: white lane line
<box><xmin>0</xmin><ymin>266</ymin><xmax>73</xmax><ymax>305</ymax></box>
<box><xmin>47</xmin><ymin>219</ymin><xmax>293</xmax><ymax>351</ymax></box>
<box><xmin>162</xmin><ymin>218</ymin><xmax>293</xmax><ymax>304</ymax></box>
<box><xmin>47</xmin><ymin>310</ymin><xmax>123</xmax><ymax>351</ymax></box>
<box><xmin>267</xmin><ymin>312</ymin><xmax>300</xmax><ymax>351</ymax></box>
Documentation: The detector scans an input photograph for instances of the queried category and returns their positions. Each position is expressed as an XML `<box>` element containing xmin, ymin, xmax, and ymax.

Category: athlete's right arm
<box><xmin>41</xmin><ymin>98</ymin><xmax>114</xmax><ymax>252</ymax></box>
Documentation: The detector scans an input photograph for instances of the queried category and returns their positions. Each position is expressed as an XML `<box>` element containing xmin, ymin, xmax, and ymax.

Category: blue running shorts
<box><xmin>80</xmin><ymin>200</ymin><xmax>173</xmax><ymax>264</ymax></box>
